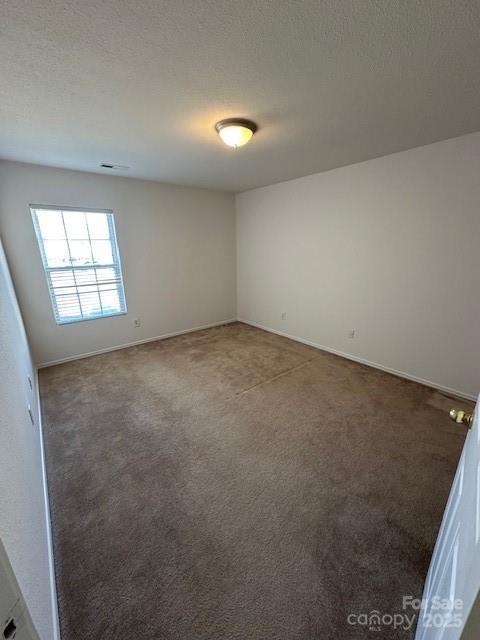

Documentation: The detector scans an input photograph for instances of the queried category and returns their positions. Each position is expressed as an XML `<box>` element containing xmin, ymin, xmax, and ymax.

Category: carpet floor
<box><xmin>39</xmin><ymin>322</ymin><xmax>471</xmax><ymax>639</ymax></box>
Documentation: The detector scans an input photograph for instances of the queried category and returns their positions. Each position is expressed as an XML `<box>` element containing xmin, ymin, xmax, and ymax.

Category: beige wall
<box><xmin>236</xmin><ymin>133</ymin><xmax>480</xmax><ymax>399</ymax></box>
<box><xmin>0</xmin><ymin>162</ymin><xmax>236</xmax><ymax>365</ymax></box>
<box><xmin>0</xmin><ymin>239</ymin><xmax>58</xmax><ymax>640</ymax></box>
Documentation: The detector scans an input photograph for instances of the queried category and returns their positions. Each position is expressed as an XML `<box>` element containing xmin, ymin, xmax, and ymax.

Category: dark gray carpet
<box><xmin>39</xmin><ymin>322</ymin><xmax>470</xmax><ymax>639</ymax></box>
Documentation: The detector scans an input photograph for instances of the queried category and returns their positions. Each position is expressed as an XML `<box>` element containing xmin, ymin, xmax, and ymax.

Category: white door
<box><xmin>0</xmin><ymin>541</ymin><xmax>40</xmax><ymax>640</ymax></box>
<box><xmin>415</xmin><ymin>398</ymin><xmax>480</xmax><ymax>639</ymax></box>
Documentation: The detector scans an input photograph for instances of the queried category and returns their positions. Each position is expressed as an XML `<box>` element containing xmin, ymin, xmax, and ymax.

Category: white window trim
<box><xmin>30</xmin><ymin>205</ymin><xmax>127</xmax><ymax>325</ymax></box>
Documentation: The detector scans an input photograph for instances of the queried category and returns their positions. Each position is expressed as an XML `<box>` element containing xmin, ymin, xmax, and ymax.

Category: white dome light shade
<box><xmin>218</xmin><ymin>124</ymin><xmax>253</xmax><ymax>148</ymax></box>
<box><xmin>215</xmin><ymin>118</ymin><xmax>257</xmax><ymax>148</ymax></box>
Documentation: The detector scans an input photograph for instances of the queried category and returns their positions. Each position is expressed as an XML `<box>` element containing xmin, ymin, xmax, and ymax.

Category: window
<box><xmin>31</xmin><ymin>206</ymin><xmax>127</xmax><ymax>324</ymax></box>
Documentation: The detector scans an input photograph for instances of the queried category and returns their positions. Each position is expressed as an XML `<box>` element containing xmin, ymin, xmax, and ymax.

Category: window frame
<box><xmin>30</xmin><ymin>204</ymin><xmax>128</xmax><ymax>325</ymax></box>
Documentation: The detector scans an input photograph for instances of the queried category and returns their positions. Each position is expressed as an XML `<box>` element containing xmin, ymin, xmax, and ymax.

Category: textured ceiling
<box><xmin>1</xmin><ymin>0</ymin><xmax>480</xmax><ymax>192</ymax></box>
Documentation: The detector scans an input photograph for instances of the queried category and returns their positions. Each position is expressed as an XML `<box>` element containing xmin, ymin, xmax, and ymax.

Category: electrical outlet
<box><xmin>348</xmin><ymin>329</ymin><xmax>356</xmax><ymax>339</ymax></box>
<box><xmin>281</xmin><ymin>312</ymin><xmax>287</xmax><ymax>320</ymax></box>
<box><xmin>134</xmin><ymin>318</ymin><xmax>141</xmax><ymax>328</ymax></box>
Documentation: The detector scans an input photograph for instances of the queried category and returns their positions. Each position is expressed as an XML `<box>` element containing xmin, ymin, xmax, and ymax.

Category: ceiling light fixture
<box><xmin>215</xmin><ymin>118</ymin><xmax>257</xmax><ymax>149</ymax></box>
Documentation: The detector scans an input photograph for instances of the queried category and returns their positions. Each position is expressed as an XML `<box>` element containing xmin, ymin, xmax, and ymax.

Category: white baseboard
<box><xmin>37</xmin><ymin>318</ymin><xmax>237</xmax><ymax>368</ymax></box>
<box><xmin>34</xmin><ymin>369</ymin><xmax>61</xmax><ymax>640</ymax></box>
<box><xmin>237</xmin><ymin>317</ymin><xmax>476</xmax><ymax>402</ymax></box>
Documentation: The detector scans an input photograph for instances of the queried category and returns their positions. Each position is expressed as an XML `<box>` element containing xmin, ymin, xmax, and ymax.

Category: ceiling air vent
<box><xmin>99</xmin><ymin>163</ymin><xmax>129</xmax><ymax>170</ymax></box>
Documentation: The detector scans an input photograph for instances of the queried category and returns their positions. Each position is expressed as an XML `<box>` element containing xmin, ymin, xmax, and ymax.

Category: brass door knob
<box><xmin>449</xmin><ymin>408</ymin><xmax>473</xmax><ymax>428</ymax></box>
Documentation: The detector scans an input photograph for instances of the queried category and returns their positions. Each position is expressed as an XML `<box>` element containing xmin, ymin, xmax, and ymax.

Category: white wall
<box><xmin>0</xmin><ymin>239</ymin><xmax>58</xmax><ymax>640</ymax></box>
<box><xmin>0</xmin><ymin>162</ymin><xmax>236</xmax><ymax>365</ymax></box>
<box><xmin>236</xmin><ymin>133</ymin><xmax>480</xmax><ymax>399</ymax></box>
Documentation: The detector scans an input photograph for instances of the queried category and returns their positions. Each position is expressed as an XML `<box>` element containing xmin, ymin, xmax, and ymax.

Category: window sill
<box><xmin>56</xmin><ymin>311</ymin><xmax>127</xmax><ymax>326</ymax></box>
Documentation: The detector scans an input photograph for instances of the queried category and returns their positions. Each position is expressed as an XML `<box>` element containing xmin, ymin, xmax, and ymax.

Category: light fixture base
<box><xmin>214</xmin><ymin>118</ymin><xmax>258</xmax><ymax>135</ymax></box>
